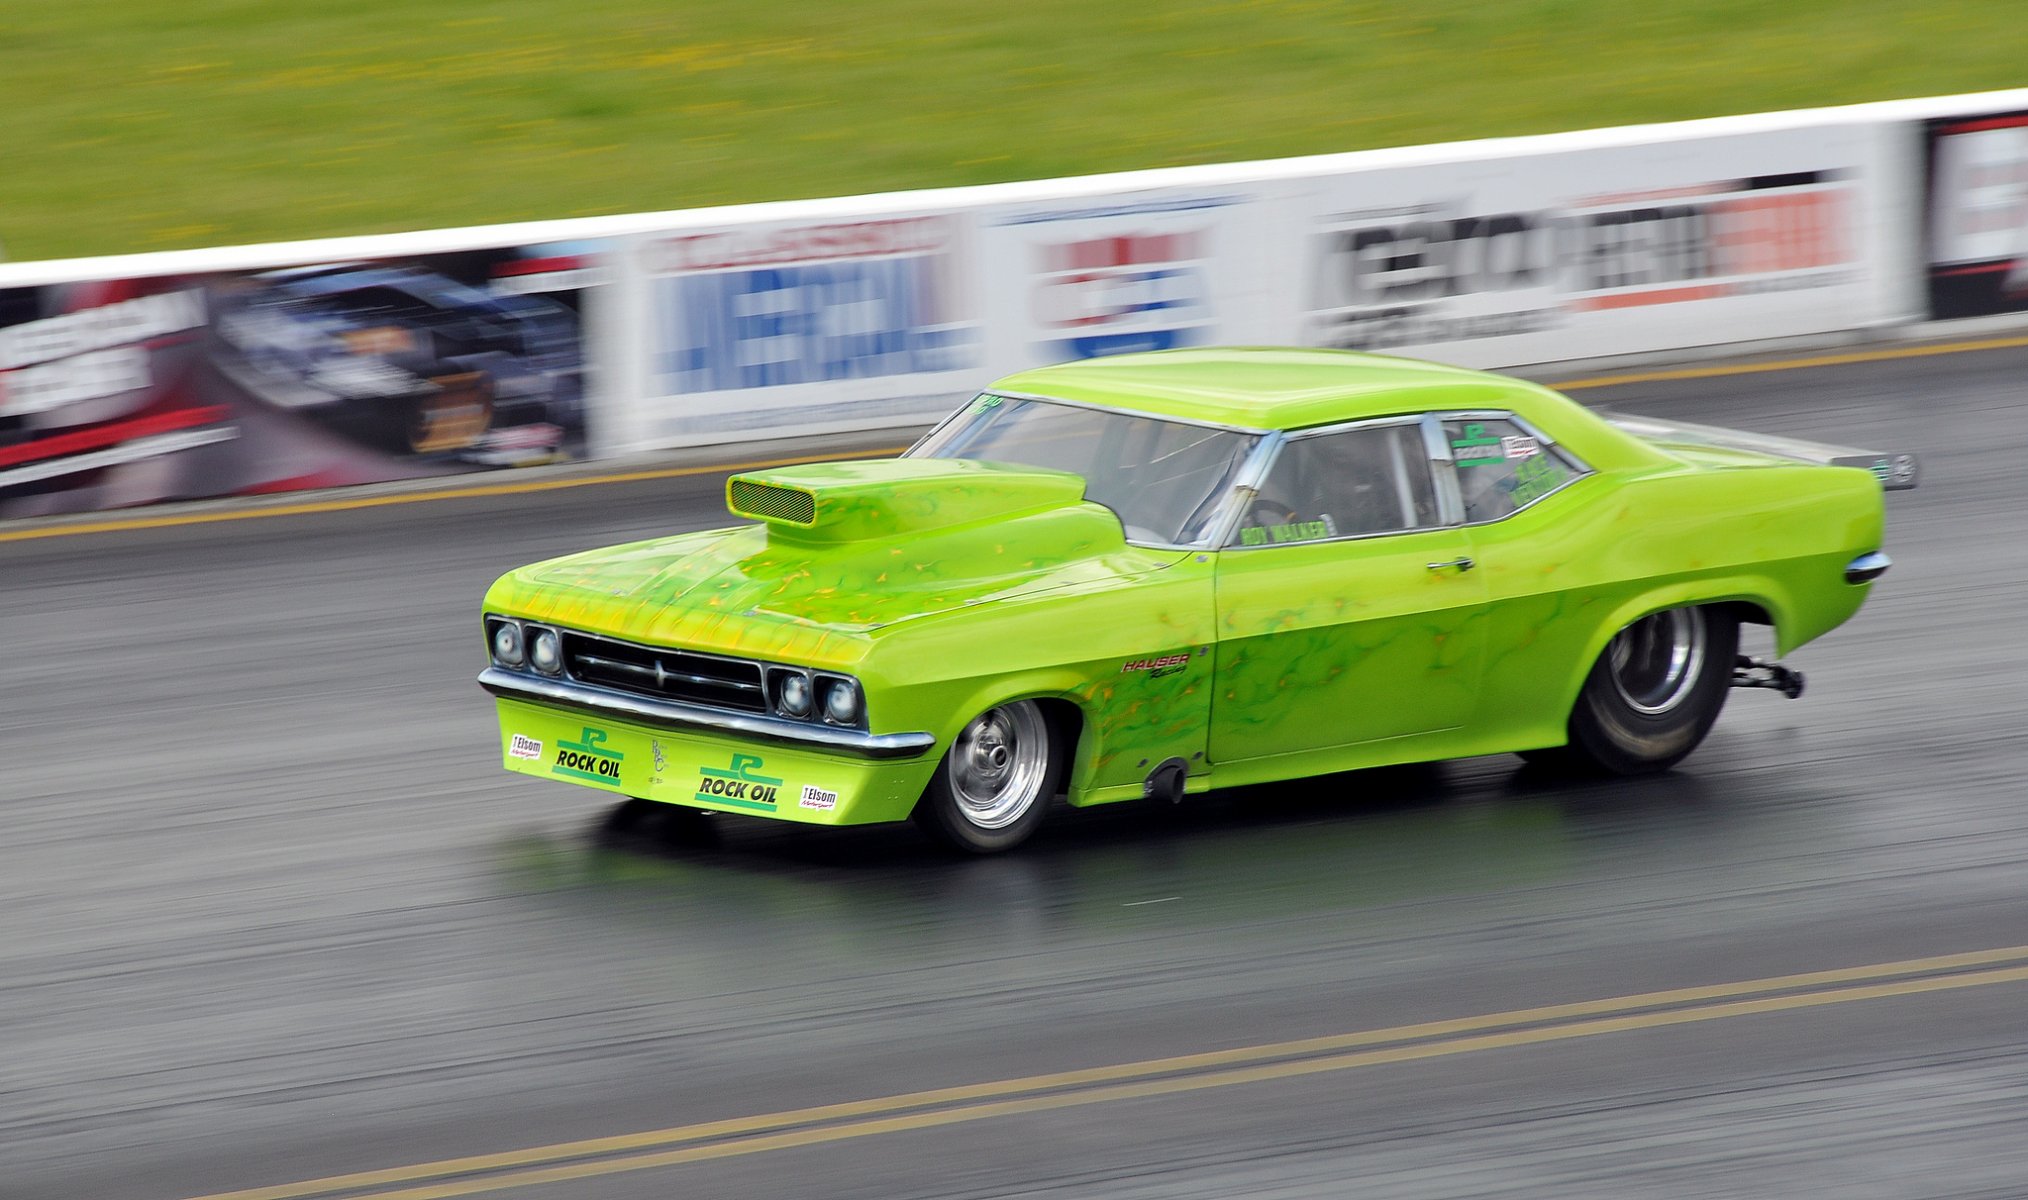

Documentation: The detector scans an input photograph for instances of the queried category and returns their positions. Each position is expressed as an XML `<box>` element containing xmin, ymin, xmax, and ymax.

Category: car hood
<box><xmin>484</xmin><ymin>459</ymin><xmax>1191</xmax><ymax>666</ymax></box>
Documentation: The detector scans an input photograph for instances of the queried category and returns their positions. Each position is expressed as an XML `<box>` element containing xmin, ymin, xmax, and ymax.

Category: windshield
<box><xmin>908</xmin><ymin>394</ymin><xmax>1264</xmax><ymax>546</ymax></box>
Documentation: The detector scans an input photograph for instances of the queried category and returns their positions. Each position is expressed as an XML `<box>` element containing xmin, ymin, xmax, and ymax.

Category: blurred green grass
<box><xmin>1</xmin><ymin>0</ymin><xmax>2019</xmax><ymax>263</ymax></box>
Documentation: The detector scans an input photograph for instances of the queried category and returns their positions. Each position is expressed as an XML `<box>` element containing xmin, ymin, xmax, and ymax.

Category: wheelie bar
<box><xmin>1731</xmin><ymin>655</ymin><xmax>1805</xmax><ymax>699</ymax></box>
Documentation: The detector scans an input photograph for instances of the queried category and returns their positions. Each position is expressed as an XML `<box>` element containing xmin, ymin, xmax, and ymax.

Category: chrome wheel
<box><xmin>947</xmin><ymin>701</ymin><xmax>1052</xmax><ymax>830</ymax></box>
<box><xmin>1606</xmin><ymin>607</ymin><xmax>1708</xmax><ymax>716</ymax></box>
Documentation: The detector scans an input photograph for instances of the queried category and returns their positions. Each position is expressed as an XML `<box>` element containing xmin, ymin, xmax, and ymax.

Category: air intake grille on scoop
<box><xmin>560</xmin><ymin>631</ymin><xmax>767</xmax><ymax>712</ymax></box>
<box><xmin>730</xmin><ymin>480</ymin><xmax>816</xmax><ymax>525</ymax></box>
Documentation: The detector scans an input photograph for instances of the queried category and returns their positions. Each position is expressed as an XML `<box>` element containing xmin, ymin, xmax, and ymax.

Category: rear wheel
<box><xmin>1538</xmin><ymin>605</ymin><xmax>1739</xmax><ymax>775</ymax></box>
<box><xmin>913</xmin><ymin>700</ymin><xmax>1061</xmax><ymax>854</ymax></box>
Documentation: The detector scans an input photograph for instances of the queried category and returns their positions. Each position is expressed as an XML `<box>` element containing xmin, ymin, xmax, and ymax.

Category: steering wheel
<box><xmin>1249</xmin><ymin>497</ymin><xmax>1301</xmax><ymax>528</ymax></box>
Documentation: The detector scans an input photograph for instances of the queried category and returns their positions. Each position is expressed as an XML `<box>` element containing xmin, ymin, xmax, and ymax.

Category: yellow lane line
<box><xmin>185</xmin><ymin>943</ymin><xmax>2028</xmax><ymax>1200</ymax></box>
<box><xmin>0</xmin><ymin>447</ymin><xmax>909</xmax><ymax>545</ymax></box>
<box><xmin>1548</xmin><ymin>333</ymin><xmax>2028</xmax><ymax>390</ymax></box>
<box><xmin>12</xmin><ymin>332</ymin><xmax>2028</xmax><ymax>546</ymax></box>
<box><xmin>267</xmin><ymin>962</ymin><xmax>2028</xmax><ymax>1200</ymax></box>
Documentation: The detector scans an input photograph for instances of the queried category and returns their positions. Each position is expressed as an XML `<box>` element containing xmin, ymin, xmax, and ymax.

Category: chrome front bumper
<box><xmin>478</xmin><ymin>668</ymin><xmax>936</xmax><ymax>760</ymax></box>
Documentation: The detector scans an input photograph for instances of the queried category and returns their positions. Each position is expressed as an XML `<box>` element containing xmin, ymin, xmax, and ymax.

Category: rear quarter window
<box><xmin>1444</xmin><ymin>417</ymin><xmax>1583</xmax><ymax>522</ymax></box>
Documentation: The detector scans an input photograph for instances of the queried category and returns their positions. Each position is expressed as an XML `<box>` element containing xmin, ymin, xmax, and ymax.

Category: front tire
<box><xmin>1551</xmin><ymin>605</ymin><xmax>1739</xmax><ymax>775</ymax></box>
<box><xmin>913</xmin><ymin>700</ymin><xmax>1061</xmax><ymax>854</ymax></box>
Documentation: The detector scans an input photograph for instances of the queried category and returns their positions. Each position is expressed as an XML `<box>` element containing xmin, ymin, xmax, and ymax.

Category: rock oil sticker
<box><xmin>552</xmin><ymin>726</ymin><xmax>624</xmax><ymax>784</ymax></box>
<box><xmin>697</xmin><ymin>753</ymin><xmax>783</xmax><ymax>811</ymax></box>
<box><xmin>1450</xmin><ymin>421</ymin><xmax>1505</xmax><ymax>467</ymax></box>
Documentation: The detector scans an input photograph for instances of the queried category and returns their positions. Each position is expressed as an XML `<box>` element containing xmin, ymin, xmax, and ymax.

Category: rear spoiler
<box><xmin>1602</xmin><ymin>412</ymin><xmax>1919</xmax><ymax>491</ymax></box>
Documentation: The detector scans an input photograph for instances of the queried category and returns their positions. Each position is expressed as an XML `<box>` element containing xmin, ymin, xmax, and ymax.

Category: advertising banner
<box><xmin>978</xmin><ymin>190</ymin><xmax>1269</xmax><ymax>370</ymax></box>
<box><xmin>631</xmin><ymin>214</ymin><xmax>984</xmax><ymax>445</ymax></box>
<box><xmin>1296</xmin><ymin>125</ymin><xmax>1893</xmax><ymax>367</ymax></box>
<box><xmin>1924</xmin><ymin>108</ymin><xmax>2028</xmax><ymax>319</ymax></box>
<box><xmin>0</xmin><ymin>243</ymin><xmax>604</xmax><ymax>518</ymax></box>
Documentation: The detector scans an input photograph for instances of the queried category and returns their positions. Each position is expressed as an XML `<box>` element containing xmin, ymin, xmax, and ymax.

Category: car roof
<box><xmin>986</xmin><ymin>347</ymin><xmax>1563</xmax><ymax>431</ymax></box>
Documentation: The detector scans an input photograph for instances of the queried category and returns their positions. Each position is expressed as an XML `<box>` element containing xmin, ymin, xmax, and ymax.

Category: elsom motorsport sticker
<box><xmin>798</xmin><ymin>785</ymin><xmax>838</xmax><ymax>812</ymax></box>
<box><xmin>552</xmin><ymin>726</ymin><xmax>623</xmax><ymax>783</ymax></box>
<box><xmin>508</xmin><ymin>734</ymin><xmax>543</xmax><ymax>761</ymax></box>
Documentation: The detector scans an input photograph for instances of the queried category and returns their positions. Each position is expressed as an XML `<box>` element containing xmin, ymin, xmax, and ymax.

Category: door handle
<box><xmin>1426</xmin><ymin>557</ymin><xmax>1475</xmax><ymax>572</ymax></box>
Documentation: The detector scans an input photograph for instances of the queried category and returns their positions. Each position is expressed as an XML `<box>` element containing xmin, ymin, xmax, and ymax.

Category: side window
<box><xmin>1443</xmin><ymin>417</ymin><xmax>1580</xmax><ymax>522</ymax></box>
<box><xmin>1230</xmin><ymin>423</ymin><xmax>1437</xmax><ymax>547</ymax></box>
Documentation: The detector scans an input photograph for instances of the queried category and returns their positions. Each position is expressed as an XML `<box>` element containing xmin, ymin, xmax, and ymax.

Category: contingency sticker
<box><xmin>798</xmin><ymin>785</ymin><xmax>839</xmax><ymax>812</ymax></box>
<box><xmin>696</xmin><ymin>753</ymin><xmax>783</xmax><ymax>811</ymax></box>
<box><xmin>1450</xmin><ymin>421</ymin><xmax>1504</xmax><ymax>467</ymax></box>
<box><xmin>508</xmin><ymin>734</ymin><xmax>543</xmax><ymax>761</ymax></box>
<box><xmin>1501</xmin><ymin>434</ymin><xmax>1540</xmax><ymax>459</ymax></box>
<box><xmin>552</xmin><ymin>726</ymin><xmax>624</xmax><ymax>783</ymax></box>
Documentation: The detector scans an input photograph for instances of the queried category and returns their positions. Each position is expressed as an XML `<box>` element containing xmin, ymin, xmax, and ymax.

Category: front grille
<box><xmin>729</xmin><ymin>479</ymin><xmax>816</xmax><ymax>525</ymax></box>
<box><xmin>560</xmin><ymin>631</ymin><xmax>767</xmax><ymax>712</ymax></box>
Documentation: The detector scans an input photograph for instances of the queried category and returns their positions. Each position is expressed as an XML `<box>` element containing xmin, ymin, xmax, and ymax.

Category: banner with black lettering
<box><xmin>0</xmin><ymin>244</ymin><xmax>605</xmax><ymax>518</ymax></box>
<box><xmin>1295</xmin><ymin>124</ymin><xmax>1893</xmax><ymax>367</ymax></box>
<box><xmin>1925</xmin><ymin>109</ymin><xmax>2028</xmax><ymax>320</ymax></box>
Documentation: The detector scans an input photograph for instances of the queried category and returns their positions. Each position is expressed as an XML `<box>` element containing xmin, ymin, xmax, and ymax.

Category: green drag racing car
<box><xmin>479</xmin><ymin>348</ymin><xmax>1914</xmax><ymax>852</ymax></box>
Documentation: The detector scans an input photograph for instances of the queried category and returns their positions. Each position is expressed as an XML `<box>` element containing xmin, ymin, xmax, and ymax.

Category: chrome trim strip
<box><xmin>1422</xmin><ymin>414</ymin><xmax>1467</xmax><ymax>526</ymax></box>
<box><xmin>1204</xmin><ymin>430</ymin><xmax>1287</xmax><ymax>551</ymax></box>
<box><xmin>562</xmin><ymin>625</ymin><xmax>772</xmax><ymax>676</ymax></box>
<box><xmin>1442</xmin><ymin>408</ymin><xmax>1564</xmax><ymax>446</ymax></box>
<box><xmin>1454</xmin><ymin>471</ymin><xmax>1590</xmax><ymax>525</ymax></box>
<box><xmin>1277</xmin><ymin>413</ymin><xmax>1426</xmax><ymax>441</ymax></box>
<box><xmin>479</xmin><ymin>668</ymin><xmax>936</xmax><ymax>760</ymax></box>
<box><xmin>574</xmin><ymin>652</ymin><xmax>764</xmax><ymax>693</ymax></box>
<box><xmin>1845</xmin><ymin>551</ymin><xmax>1891</xmax><ymax>585</ymax></box>
<box><xmin>976</xmin><ymin>390</ymin><xmax>1272</xmax><ymax>435</ymax></box>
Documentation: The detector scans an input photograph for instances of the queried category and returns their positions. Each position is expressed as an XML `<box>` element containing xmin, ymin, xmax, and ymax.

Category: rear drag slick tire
<box><xmin>1543</xmin><ymin>605</ymin><xmax>1739</xmax><ymax>776</ymax></box>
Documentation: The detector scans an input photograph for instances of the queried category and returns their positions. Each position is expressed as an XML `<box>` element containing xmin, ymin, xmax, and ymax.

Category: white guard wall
<box><xmin>5</xmin><ymin>87</ymin><xmax>2028</xmax><ymax>489</ymax></box>
<box><xmin>601</xmin><ymin>109</ymin><xmax>1920</xmax><ymax>451</ymax></box>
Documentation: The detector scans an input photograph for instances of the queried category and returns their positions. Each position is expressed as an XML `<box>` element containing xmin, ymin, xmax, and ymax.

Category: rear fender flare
<box><xmin>1555</xmin><ymin>579</ymin><xmax>1791</xmax><ymax>718</ymax></box>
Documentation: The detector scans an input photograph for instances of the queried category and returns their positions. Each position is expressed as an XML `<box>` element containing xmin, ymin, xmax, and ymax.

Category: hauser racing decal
<box><xmin>508</xmin><ymin>734</ymin><xmax>543</xmax><ymax>761</ymax></box>
<box><xmin>697</xmin><ymin>753</ymin><xmax>784</xmax><ymax>812</ymax></box>
<box><xmin>552</xmin><ymin>726</ymin><xmax>624</xmax><ymax>784</ymax></box>
<box><xmin>1122</xmin><ymin>651</ymin><xmax>1193</xmax><ymax>680</ymax></box>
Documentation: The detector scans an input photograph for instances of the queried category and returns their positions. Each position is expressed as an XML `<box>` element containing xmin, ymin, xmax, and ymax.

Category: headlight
<box><xmin>491</xmin><ymin>620</ymin><xmax>525</xmax><ymax>668</ymax></box>
<box><xmin>820</xmin><ymin>677</ymin><xmax>861</xmax><ymax>725</ymax></box>
<box><xmin>529</xmin><ymin>626</ymin><xmax>562</xmax><ymax>675</ymax></box>
<box><xmin>778</xmin><ymin>672</ymin><xmax>812</xmax><ymax>718</ymax></box>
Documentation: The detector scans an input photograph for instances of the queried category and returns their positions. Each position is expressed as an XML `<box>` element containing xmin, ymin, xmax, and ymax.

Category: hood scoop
<box><xmin>727</xmin><ymin>458</ymin><xmax>1088</xmax><ymax>542</ymax></box>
